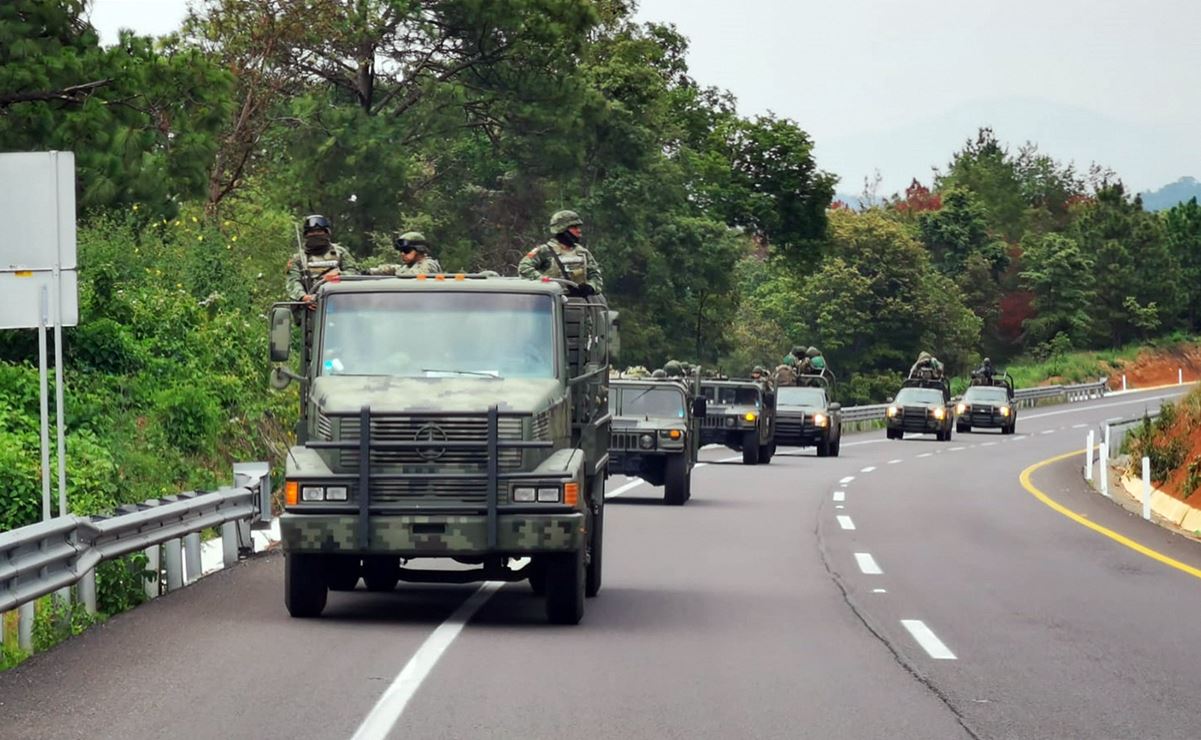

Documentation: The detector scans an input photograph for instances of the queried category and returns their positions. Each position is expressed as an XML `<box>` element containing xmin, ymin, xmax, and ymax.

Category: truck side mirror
<box><xmin>269</xmin><ymin>306</ymin><xmax>292</xmax><ymax>362</ymax></box>
<box><xmin>692</xmin><ymin>397</ymin><xmax>707</xmax><ymax>418</ymax></box>
<box><xmin>885</xmin><ymin>396</ymin><xmax>894</xmax><ymax>404</ymax></box>
<box><xmin>829</xmin><ymin>402</ymin><xmax>841</xmax><ymax>411</ymax></box>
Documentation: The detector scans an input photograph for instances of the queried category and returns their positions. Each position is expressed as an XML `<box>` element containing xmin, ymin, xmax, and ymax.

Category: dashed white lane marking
<box><xmin>901</xmin><ymin>619</ymin><xmax>957</xmax><ymax>660</ymax></box>
<box><xmin>840</xmin><ymin>476</ymin><xmax>855</xmax><ymax>484</ymax></box>
<box><xmin>916</xmin><ymin>452</ymin><xmax>933</xmax><ymax>458</ymax></box>
<box><xmin>836</xmin><ymin>515</ymin><xmax>856</xmax><ymax>530</ymax></box>
<box><xmin>833</xmin><ymin>491</ymin><xmax>845</xmax><ymax>502</ymax></box>
<box><xmin>872</xmin><ymin>588</ymin><xmax>887</xmax><ymax>594</ymax></box>
<box><xmin>854</xmin><ymin>552</ymin><xmax>883</xmax><ymax>575</ymax></box>
<box><xmin>1011</xmin><ymin>435</ymin><xmax>1027</xmax><ymax>441</ymax></box>
<box><xmin>1040</xmin><ymin>429</ymin><xmax>1055</xmax><ymax>435</ymax></box>
<box><xmin>1072</xmin><ymin>423</ymin><xmax>1087</xmax><ymax>429</ymax></box>
<box><xmin>835</xmin><ymin>504</ymin><xmax>845</xmax><ymax>510</ymax></box>
<box><xmin>950</xmin><ymin>446</ymin><xmax>965</xmax><ymax>452</ymax></box>
<box><xmin>605</xmin><ymin>479</ymin><xmax>644</xmax><ymax>499</ymax></box>
<box><xmin>351</xmin><ymin>582</ymin><xmax>503</xmax><ymax>739</ymax></box>
<box><xmin>981</xmin><ymin>442</ymin><xmax>997</xmax><ymax>447</ymax></box>
<box><xmin>860</xmin><ymin>466</ymin><xmax>877</xmax><ymax>473</ymax></box>
<box><xmin>887</xmin><ymin>458</ymin><xmax>902</xmax><ymax>465</ymax></box>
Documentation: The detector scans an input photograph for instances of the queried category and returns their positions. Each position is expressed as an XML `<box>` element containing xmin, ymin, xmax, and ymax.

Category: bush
<box><xmin>154</xmin><ymin>385</ymin><xmax>222</xmax><ymax>453</ymax></box>
<box><xmin>96</xmin><ymin>553</ymin><xmax>153</xmax><ymax>615</ymax></box>
<box><xmin>69</xmin><ymin>318</ymin><xmax>144</xmax><ymax>373</ymax></box>
<box><xmin>31</xmin><ymin>597</ymin><xmax>97</xmax><ymax>653</ymax></box>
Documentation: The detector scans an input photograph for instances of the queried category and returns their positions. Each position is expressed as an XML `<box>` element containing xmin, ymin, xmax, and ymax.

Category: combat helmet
<box><xmin>651</xmin><ymin>369</ymin><xmax>667</xmax><ymax>379</ymax></box>
<box><xmin>548</xmin><ymin>209</ymin><xmax>583</xmax><ymax>235</ymax></box>
<box><xmin>663</xmin><ymin>360</ymin><xmax>684</xmax><ymax>377</ymax></box>
<box><xmin>806</xmin><ymin>346</ymin><xmax>820</xmax><ymax>358</ymax></box>
<box><xmin>395</xmin><ymin>231</ymin><xmax>429</xmax><ymax>253</ymax></box>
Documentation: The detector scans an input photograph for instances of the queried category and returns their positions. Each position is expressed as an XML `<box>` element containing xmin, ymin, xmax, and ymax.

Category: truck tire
<box><xmin>816</xmin><ymin>438</ymin><xmax>830</xmax><ymax>457</ymax></box>
<box><xmin>831</xmin><ymin>434</ymin><xmax>841</xmax><ymax>457</ymax></box>
<box><xmin>285</xmin><ymin>553</ymin><xmax>327</xmax><ymax>618</ymax></box>
<box><xmin>362</xmin><ymin>556</ymin><xmax>401</xmax><ymax>593</ymax></box>
<box><xmin>327</xmin><ymin>555</ymin><xmax>361</xmax><ymax>592</ymax></box>
<box><xmin>742</xmin><ymin>432</ymin><xmax>761</xmax><ymax>465</ymax></box>
<box><xmin>529</xmin><ymin>559</ymin><xmax>547</xmax><ymax>595</ymax></box>
<box><xmin>665</xmin><ymin>454</ymin><xmax>689</xmax><ymax>506</ymax></box>
<box><xmin>545</xmin><ymin>550</ymin><xmax>585</xmax><ymax>625</ymax></box>
<box><xmin>957</xmin><ymin>422</ymin><xmax>969</xmax><ymax>433</ymax></box>
<box><xmin>759</xmin><ymin>442</ymin><xmax>775</xmax><ymax>464</ymax></box>
<box><xmin>586</xmin><ymin>489</ymin><xmax>604</xmax><ymax>597</ymax></box>
<box><xmin>887</xmin><ymin>429</ymin><xmax>901</xmax><ymax>440</ymax></box>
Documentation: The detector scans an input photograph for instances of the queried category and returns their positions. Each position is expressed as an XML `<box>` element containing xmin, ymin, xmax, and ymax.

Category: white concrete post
<box><xmin>1099</xmin><ymin>442</ymin><xmax>1109</xmax><ymax>497</ymax></box>
<box><xmin>1104</xmin><ymin>423</ymin><xmax>1111</xmax><ymax>455</ymax></box>
<box><xmin>1085</xmin><ymin>430</ymin><xmax>1095</xmax><ymax>480</ymax></box>
<box><xmin>1122</xmin><ymin>374</ymin><xmax>1128</xmax><ymax>392</ymax></box>
<box><xmin>1142</xmin><ymin>456</ymin><xmax>1152</xmax><ymax>520</ymax></box>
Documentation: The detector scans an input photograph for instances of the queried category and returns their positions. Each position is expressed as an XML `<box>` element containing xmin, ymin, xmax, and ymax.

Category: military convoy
<box><xmin>269</xmin><ymin>274</ymin><xmax>615</xmax><ymax>625</ymax></box>
<box><xmin>698</xmin><ymin>378</ymin><xmax>777</xmax><ymax>464</ymax></box>
<box><xmin>886</xmin><ymin>368</ymin><xmax>955</xmax><ymax>441</ymax></box>
<box><xmin>774</xmin><ymin>372</ymin><xmax>843</xmax><ymax>456</ymax></box>
<box><xmin>608</xmin><ymin>376</ymin><xmax>706</xmax><ymax>504</ymax></box>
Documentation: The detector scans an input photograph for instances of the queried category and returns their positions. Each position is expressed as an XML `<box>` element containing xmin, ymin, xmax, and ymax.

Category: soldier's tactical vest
<box><xmin>541</xmin><ymin>241</ymin><xmax>589</xmax><ymax>285</ymax></box>
<box><xmin>301</xmin><ymin>247</ymin><xmax>343</xmax><ymax>287</ymax></box>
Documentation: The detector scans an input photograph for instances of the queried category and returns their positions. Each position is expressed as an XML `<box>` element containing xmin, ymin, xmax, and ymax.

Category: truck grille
<box><xmin>338</xmin><ymin>416</ymin><xmax>526</xmax><ymax>470</ymax></box>
<box><xmin>776</xmin><ymin>416</ymin><xmax>816</xmax><ymax>436</ymax></box>
<box><xmin>702</xmin><ymin>414</ymin><xmax>733</xmax><ymax>429</ymax></box>
<box><xmin>610</xmin><ymin>431</ymin><xmax>652</xmax><ymax>451</ymax></box>
<box><xmin>899</xmin><ymin>407</ymin><xmax>933</xmax><ymax>431</ymax></box>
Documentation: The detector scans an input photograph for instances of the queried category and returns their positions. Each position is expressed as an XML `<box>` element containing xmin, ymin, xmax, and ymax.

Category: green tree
<box><xmin>917</xmin><ymin>187</ymin><xmax>1008</xmax><ymax>275</ymax></box>
<box><xmin>1163</xmin><ymin>197</ymin><xmax>1201</xmax><ymax>330</ymax></box>
<box><xmin>936</xmin><ymin>128</ymin><xmax>1027</xmax><ymax>241</ymax></box>
<box><xmin>1019</xmin><ymin>233</ymin><xmax>1095</xmax><ymax>346</ymax></box>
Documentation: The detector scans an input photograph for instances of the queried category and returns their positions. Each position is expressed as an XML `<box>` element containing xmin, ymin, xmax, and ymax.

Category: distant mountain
<box><xmin>1139</xmin><ymin>177</ymin><xmax>1201</xmax><ymax>211</ymax></box>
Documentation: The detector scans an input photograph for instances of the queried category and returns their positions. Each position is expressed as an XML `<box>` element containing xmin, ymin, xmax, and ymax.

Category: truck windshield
<box><xmin>611</xmin><ymin>387</ymin><xmax>686</xmax><ymax>418</ymax></box>
<box><xmin>702</xmin><ymin>386</ymin><xmax>760</xmax><ymax>406</ymax></box>
<box><xmin>895</xmin><ymin>388</ymin><xmax>944</xmax><ymax>404</ymax></box>
<box><xmin>964</xmin><ymin>386</ymin><xmax>1009</xmax><ymax>403</ymax></box>
<box><xmin>319</xmin><ymin>291</ymin><xmax>555</xmax><ymax>378</ymax></box>
<box><xmin>778</xmin><ymin>387</ymin><xmax>826</xmax><ymax>407</ymax></box>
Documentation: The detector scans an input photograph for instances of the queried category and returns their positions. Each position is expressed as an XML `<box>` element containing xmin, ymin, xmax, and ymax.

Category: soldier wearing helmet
<box><xmin>369</xmin><ymin>231</ymin><xmax>443</xmax><ymax>276</ymax></box>
<box><xmin>662</xmin><ymin>360</ymin><xmax>684</xmax><ymax>378</ymax></box>
<box><xmin>783</xmin><ymin>345</ymin><xmax>806</xmax><ymax>367</ymax></box>
<box><xmin>651</xmin><ymin>369</ymin><xmax>668</xmax><ymax>379</ymax></box>
<box><xmin>518</xmin><ymin>209</ymin><xmax>604</xmax><ymax>294</ymax></box>
<box><xmin>285</xmin><ymin>214</ymin><xmax>359</xmax><ymax>307</ymax></box>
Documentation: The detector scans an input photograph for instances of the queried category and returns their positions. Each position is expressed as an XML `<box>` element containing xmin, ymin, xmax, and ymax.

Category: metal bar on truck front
<box><xmin>357</xmin><ymin>405</ymin><xmax>370</xmax><ymax>549</ymax></box>
<box><xmin>487</xmin><ymin>405</ymin><xmax>499</xmax><ymax>550</ymax></box>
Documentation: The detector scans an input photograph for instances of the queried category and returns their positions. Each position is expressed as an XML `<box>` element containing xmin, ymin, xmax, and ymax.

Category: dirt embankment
<box><xmin>1139</xmin><ymin>386</ymin><xmax>1201</xmax><ymax>503</ymax></box>
<box><xmin>1109</xmin><ymin>345</ymin><xmax>1201</xmax><ymax>388</ymax></box>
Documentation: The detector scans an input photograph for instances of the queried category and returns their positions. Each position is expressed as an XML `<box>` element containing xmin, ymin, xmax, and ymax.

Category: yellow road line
<box><xmin>1020</xmin><ymin>450</ymin><xmax>1201</xmax><ymax>581</ymax></box>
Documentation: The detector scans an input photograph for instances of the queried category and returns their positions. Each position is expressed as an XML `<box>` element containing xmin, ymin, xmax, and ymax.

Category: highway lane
<box><xmin>0</xmin><ymin>386</ymin><xmax>1194</xmax><ymax>739</ymax></box>
<box><xmin>820</xmin><ymin>387</ymin><xmax>1199</xmax><ymax>739</ymax></box>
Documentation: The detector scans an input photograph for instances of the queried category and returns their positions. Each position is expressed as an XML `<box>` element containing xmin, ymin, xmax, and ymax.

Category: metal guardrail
<box><xmin>1</xmin><ymin>465</ymin><xmax>270</xmax><ymax>654</ymax></box>
<box><xmin>837</xmin><ymin>380</ymin><xmax>1108</xmax><ymax>424</ymax></box>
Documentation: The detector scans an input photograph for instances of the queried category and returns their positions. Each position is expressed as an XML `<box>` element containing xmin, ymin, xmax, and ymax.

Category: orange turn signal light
<box><xmin>416</xmin><ymin>274</ymin><xmax>427</xmax><ymax>281</ymax></box>
<box><xmin>285</xmin><ymin>481</ymin><xmax>298</xmax><ymax>506</ymax></box>
<box><xmin>435</xmin><ymin>273</ymin><xmax>446</xmax><ymax>281</ymax></box>
<box><xmin>564</xmin><ymin>482</ymin><xmax>580</xmax><ymax>506</ymax></box>
<box><xmin>454</xmin><ymin>273</ymin><xmax>465</xmax><ymax>281</ymax></box>
<box><xmin>669</xmin><ymin>429</ymin><xmax>682</xmax><ymax>440</ymax></box>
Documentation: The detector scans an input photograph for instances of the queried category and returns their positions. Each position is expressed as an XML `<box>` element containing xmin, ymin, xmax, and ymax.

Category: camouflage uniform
<box><xmin>369</xmin><ymin>256</ymin><xmax>444</xmax><ymax>276</ymax></box>
<box><xmin>518</xmin><ymin>209</ymin><xmax>604</xmax><ymax>292</ymax></box>
<box><xmin>285</xmin><ymin>244</ymin><xmax>359</xmax><ymax>300</ymax></box>
<box><xmin>909</xmin><ymin>351</ymin><xmax>945</xmax><ymax>379</ymax></box>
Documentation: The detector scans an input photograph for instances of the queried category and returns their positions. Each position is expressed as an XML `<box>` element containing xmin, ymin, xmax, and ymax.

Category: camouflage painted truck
<box><xmin>608</xmin><ymin>377</ymin><xmax>707</xmax><ymax>505</ymax></box>
<box><xmin>697</xmin><ymin>378</ymin><xmax>777</xmax><ymax>465</ymax></box>
<box><xmin>267</xmin><ymin>274</ymin><xmax>616</xmax><ymax>625</ymax></box>
<box><xmin>774</xmin><ymin>372</ymin><xmax>842</xmax><ymax>457</ymax></box>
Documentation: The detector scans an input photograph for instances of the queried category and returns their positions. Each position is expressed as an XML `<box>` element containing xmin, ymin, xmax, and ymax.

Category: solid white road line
<box><xmin>1022</xmin><ymin>392</ymin><xmax>1182</xmax><ymax>421</ymax></box>
<box><xmin>836</xmin><ymin>515</ymin><xmax>856</xmax><ymax>530</ymax></box>
<box><xmin>854</xmin><ymin>552</ymin><xmax>883</xmax><ymax>575</ymax></box>
<box><xmin>833</xmin><ymin>490</ymin><xmax>845</xmax><ymax>501</ymax></box>
<box><xmin>840</xmin><ymin>476</ymin><xmax>855</xmax><ymax>484</ymax></box>
<box><xmin>860</xmin><ymin>466</ymin><xmax>877</xmax><ymax>473</ymax></box>
<box><xmin>605</xmin><ymin>478</ymin><xmax>644</xmax><ymax>499</ymax></box>
<box><xmin>900</xmin><ymin>619</ymin><xmax>957</xmax><ymax>660</ymax></box>
<box><xmin>351</xmin><ymin>582</ymin><xmax>504</xmax><ymax>740</ymax></box>
<box><xmin>718</xmin><ymin>454</ymin><xmax>743</xmax><ymax>463</ymax></box>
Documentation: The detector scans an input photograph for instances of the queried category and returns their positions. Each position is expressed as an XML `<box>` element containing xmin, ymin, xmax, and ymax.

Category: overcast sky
<box><xmin>88</xmin><ymin>0</ymin><xmax>1201</xmax><ymax>195</ymax></box>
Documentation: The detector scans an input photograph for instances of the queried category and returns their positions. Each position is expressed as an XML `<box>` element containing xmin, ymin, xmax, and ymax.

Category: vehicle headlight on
<box><xmin>513</xmin><ymin>486</ymin><xmax>537</xmax><ymax>502</ymax></box>
<box><xmin>325</xmin><ymin>486</ymin><xmax>348</xmax><ymax>502</ymax></box>
<box><xmin>813</xmin><ymin>413</ymin><xmax>828</xmax><ymax>428</ymax></box>
<box><xmin>956</xmin><ymin>403</ymin><xmax>967</xmax><ymax>415</ymax></box>
<box><xmin>933</xmin><ymin>407</ymin><xmax>946</xmax><ymax>420</ymax></box>
<box><xmin>887</xmin><ymin>406</ymin><xmax>899</xmax><ymax>418</ymax></box>
<box><xmin>639</xmin><ymin>433</ymin><xmax>655</xmax><ymax>449</ymax></box>
<box><xmin>744</xmin><ymin>412</ymin><xmax>757</xmax><ymax>422</ymax></box>
<box><xmin>301</xmin><ymin>485</ymin><xmax>325</xmax><ymax>502</ymax></box>
<box><xmin>536</xmin><ymin>487</ymin><xmax>560</xmax><ymax>503</ymax></box>
<box><xmin>1001</xmin><ymin>406</ymin><xmax>1011</xmax><ymax>417</ymax></box>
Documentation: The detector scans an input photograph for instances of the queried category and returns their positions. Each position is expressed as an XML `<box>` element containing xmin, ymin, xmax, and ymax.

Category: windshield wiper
<box><xmin>421</xmin><ymin>368</ymin><xmax>500</xmax><ymax>378</ymax></box>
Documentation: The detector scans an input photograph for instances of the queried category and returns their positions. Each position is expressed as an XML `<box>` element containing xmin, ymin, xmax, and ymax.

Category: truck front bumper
<box><xmin>280</xmin><ymin>511</ymin><xmax>584</xmax><ymax>556</ymax></box>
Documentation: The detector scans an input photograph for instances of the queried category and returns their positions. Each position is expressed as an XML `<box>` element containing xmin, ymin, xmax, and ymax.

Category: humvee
<box><xmin>608</xmin><ymin>377</ymin><xmax>706</xmax><ymax>505</ymax></box>
<box><xmin>698</xmin><ymin>379</ymin><xmax>776</xmax><ymax>464</ymax></box>
<box><xmin>268</xmin><ymin>274</ymin><xmax>615</xmax><ymax>624</ymax></box>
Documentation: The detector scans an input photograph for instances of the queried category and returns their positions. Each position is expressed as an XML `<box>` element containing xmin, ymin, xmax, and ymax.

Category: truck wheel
<box><xmin>528</xmin><ymin>559</ymin><xmax>547</xmax><ymax>595</ymax></box>
<box><xmin>816</xmin><ymin>438</ymin><xmax>830</xmax><ymax>457</ymax></box>
<box><xmin>742</xmin><ymin>432</ymin><xmax>761</xmax><ymax>465</ymax></box>
<box><xmin>665</xmin><ymin>454</ymin><xmax>689</xmax><ymax>505</ymax></box>
<box><xmin>545</xmin><ymin>550</ymin><xmax>585</xmax><ymax>625</ymax></box>
<box><xmin>887</xmin><ymin>429</ymin><xmax>900</xmax><ymax>440</ymax></box>
<box><xmin>285</xmin><ymin>553</ymin><xmax>327</xmax><ymax>618</ymax></box>
<box><xmin>362</xmin><ymin>556</ymin><xmax>401</xmax><ymax>592</ymax></box>
<box><xmin>831</xmin><ymin>435</ymin><xmax>842</xmax><ymax>457</ymax></box>
<box><xmin>586</xmin><ymin>492</ymin><xmax>604</xmax><ymax>597</ymax></box>
<box><xmin>327</xmin><ymin>555</ymin><xmax>361</xmax><ymax>592</ymax></box>
<box><xmin>759</xmin><ymin>442</ymin><xmax>775</xmax><ymax>464</ymax></box>
<box><xmin>956</xmin><ymin>423</ymin><xmax>969</xmax><ymax>434</ymax></box>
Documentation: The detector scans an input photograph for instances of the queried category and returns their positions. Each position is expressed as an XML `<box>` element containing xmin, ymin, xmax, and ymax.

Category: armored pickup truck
<box><xmin>957</xmin><ymin>372</ymin><xmax>1017</xmax><ymax>434</ymax></box>
<box><xmin>608</xmin><ymin>378</ymin><xmax>706</xmax><ymax>505</ymax></box>
<box><xmin>698</xmin><ymin>379</ymin><xmax>776</xmax><ymax>465</ymax></box>
<box><xmin>775</xmin><ymin>375</ymin><xmax>842</xmax><ymax>456</ymax></box>
<box><xmin>267</xmin><ymin>274</ymin><xmax>615</xmax><ymax>624</ymax></box>
<box><xmin>885</xmin><ymin>373</ymin><xmax>955</xmax><ymax>441</ymax></box>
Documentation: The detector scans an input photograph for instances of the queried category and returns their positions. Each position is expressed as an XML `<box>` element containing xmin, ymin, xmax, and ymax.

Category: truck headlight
<box><xmin>301</xmin><ymin>485</ymin><xmax>325</xmax><ymax>502</ymax></box>
<box><xmin>725</xmin><ymin>417</ymin><xmax>736</xmax><ymax>428</ymax></box>
<box><xmin>639</xmin><ymin>433</ymin><xmax>655</xmax><ymax>449</ymax></box>
<box><xmin>887</xmin><ymin>406</ymin><xmax>899</xmax><ymax>418</ymax></box>
<box><xmin>513</xmin><ymin>486</ymin><xmax>536</xmax><ymax>502</ymax></box>
<box><xmin>933</xmin><ymin>407</ymin><xmax>946</xmax><ymax>420</ymax></box>
<box><xmin>325</xmin><ymin>486</ymin><xmax>348</xmax><ymax>501</ymax></box>
<box><xmin>956</xmin><ymin>403</ymin><xmax>967</xmax><ymax>415</ymax></box>
<box><xmin>1001</xmin><ymin>406</ymin><xmax>1011</xmax><ymax>417</ymax></box>
<box><xmin>536</xmin><ymin>487</ymin><xmax>560</xmax><ymax>503</ymax></box>
<box><xmin>813</xmin><ymin>413</ymin><xmax>828</xmax><ymax>428</ymax></box>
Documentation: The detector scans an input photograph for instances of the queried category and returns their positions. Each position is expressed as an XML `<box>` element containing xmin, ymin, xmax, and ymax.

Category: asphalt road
<box><xmin>1</xmin><ymin>386</ymin><xmax>1196</xmax><ymax>740</ymax></box>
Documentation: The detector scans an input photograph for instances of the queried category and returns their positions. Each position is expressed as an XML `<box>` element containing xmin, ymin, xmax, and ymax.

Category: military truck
<box><xmin>956</xmin><ymin>372</ymin><xmax>1017</xmax><ymax>434</ymax></box>
<box><xmin>608</xmin><ymin>377</ymin><xmax>706</xmax><ymax>505</ymax></box>
<box><xmin>698</xmin><ymin>379</ymin><xmax>776</xmax><ymax>464</ymax></box>
<box><xmin>267</xmin><ymin>274</ymin><xmax>615</xmax><ymax>625</ymax></box>
<box><xmin>775</xmin><ymin>373</ymin><xmax>842</xmax><ymax>456</ymax></box>
<box><xmin>885</xmin><ymin>371</ymin><xmax>955</xmax><ymax>441</ymax></box>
